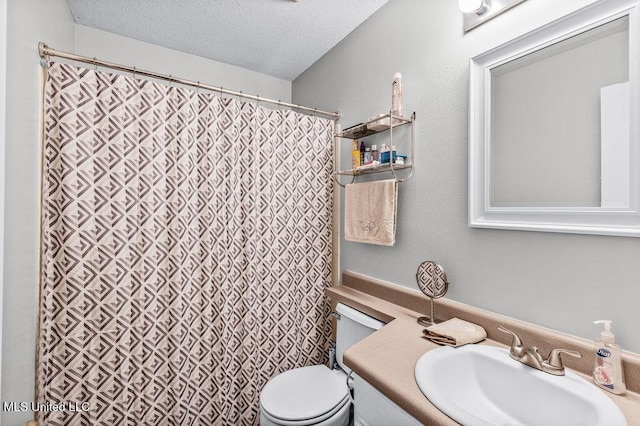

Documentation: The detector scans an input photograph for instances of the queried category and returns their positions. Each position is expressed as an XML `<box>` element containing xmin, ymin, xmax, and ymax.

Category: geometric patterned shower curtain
<box><xmin>37</xmin><ymin>62</ymin><xmax>334</xmax><ymax>426</ymax></box>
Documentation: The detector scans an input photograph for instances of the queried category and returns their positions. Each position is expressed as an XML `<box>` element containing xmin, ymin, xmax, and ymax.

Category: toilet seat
<box><xmin>260</xmin><ymin>365</ymin><xmax>350</xmax><ymax>425</ymax></box>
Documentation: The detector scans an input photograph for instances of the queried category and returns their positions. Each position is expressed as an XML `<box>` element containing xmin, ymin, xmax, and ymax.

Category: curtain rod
<box><xmin>38</xmin><ymin>42</ymin><xmax>340</xmax><ymax>120</ymax></box>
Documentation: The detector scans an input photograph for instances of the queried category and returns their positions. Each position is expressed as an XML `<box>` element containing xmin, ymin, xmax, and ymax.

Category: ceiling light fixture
<box><xmin>460</xmin><ymin>0</ymin><xmax>527</xmax><ymax>32</ymax></box>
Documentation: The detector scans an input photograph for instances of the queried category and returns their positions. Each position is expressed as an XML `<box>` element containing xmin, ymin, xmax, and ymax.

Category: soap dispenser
<box><xmin>593</xmin><ymin>320</ymin><xmax>626</xmax><ymax>395</ymax></box>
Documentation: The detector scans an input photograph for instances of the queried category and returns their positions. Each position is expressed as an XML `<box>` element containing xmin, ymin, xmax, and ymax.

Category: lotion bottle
<box><xmin>593</xmin><ymin>320</ymin><xmax>626</xmax><ymax>394</ymax></box>
<box><xmin>391</xmin><ymin>72</ymin><xmax>404</xmax><ymax>118</ymax></box>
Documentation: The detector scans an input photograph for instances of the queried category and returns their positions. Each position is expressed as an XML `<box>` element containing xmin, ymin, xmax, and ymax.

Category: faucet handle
<box><xmin>546</xmin><ymin>348</ymin><xmax>583</xmax><ymax>369</ymax></box>
<box><xmin>498</xmin><ymin>326</ymin><xmax>524</xmax><ymax>356</ymax></box>
<box><xmin>542</xmin><ymin>348</ymin><xmax>583</xmax><ymax>375</ymax></box>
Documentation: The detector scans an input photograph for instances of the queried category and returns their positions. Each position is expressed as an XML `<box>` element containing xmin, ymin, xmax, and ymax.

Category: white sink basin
<box><xmin>415</xmin><ymin>345</ymin><xmax>627</xmax><ymax>426</ymax></box>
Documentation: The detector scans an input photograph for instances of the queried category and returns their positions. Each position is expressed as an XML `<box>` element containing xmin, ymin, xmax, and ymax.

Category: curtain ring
<box><xmin>132</xmin><ymin>66</ymin><xmax>136</xmax><ymax>80</ymax></box>
<box><xmin>92</xmin><ymin>57</ymin><xmax>97</xmax><ymax>71</ymax></box>
<box><xmin>196</xmin><ymin>81</ymin><xmax>200</xmax><ymax>94</ymax></box>
<box><xmin>239</xmin><ymin>90</ymin><xmax>243</xmax><ymax>101</ymax></box>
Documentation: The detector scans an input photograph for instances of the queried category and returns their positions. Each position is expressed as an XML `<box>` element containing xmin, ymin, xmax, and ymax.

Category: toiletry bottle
<box><xmin>371</xmin><ymin>144</ymin><xmax>379</xmax><ymax>162</ymax></box>
<box><xmin>379</xmin><ymin>144</ymin><xmax>389</xmax><ymax>164</ymax></box>
<box><xmin>593</xmin><ymin>320</ymin><xmax>626</xmax><ymax>395</ymax></box>
<box><xmin>360</xmin><ymin>140</ymin><xmax>365</xmax><ymax>165</ymax></box>
<box><xmin>351</xmin><ymin>140</ymin><xmax>360</xmax><ymax>169</ymax></box>
<box><xmin>364</xmin><ymin>147</ymin><xmax>372</xmax><ymax>164</ymax></box>
<box><xmin>391</xmin><ymin>72</ymin><xmax>404</xmax><ymax>118</ymax></box>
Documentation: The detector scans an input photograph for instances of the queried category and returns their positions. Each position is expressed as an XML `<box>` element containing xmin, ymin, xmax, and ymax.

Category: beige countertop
<box><xmin>327</xmin><ymin>272</ymin><xmax>640</xmax><ymax>426</ymax></box>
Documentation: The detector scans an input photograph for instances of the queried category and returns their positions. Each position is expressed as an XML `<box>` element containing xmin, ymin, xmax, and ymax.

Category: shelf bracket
<box><xmin>334</xmin><ymin>173</ymin><xmax>356</xmax><ymax>188</ymax></box>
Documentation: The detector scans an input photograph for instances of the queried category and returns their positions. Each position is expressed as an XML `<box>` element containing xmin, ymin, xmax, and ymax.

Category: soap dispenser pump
<box><xmin>593</xmin><ymin>320</ymin><xmax>625</xmax><ymax>394</ymax></box>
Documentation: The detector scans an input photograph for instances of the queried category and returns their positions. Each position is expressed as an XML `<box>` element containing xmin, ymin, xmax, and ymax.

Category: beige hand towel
<box><xmin>344</xmin><ymin>179</ymin><xmax>398</xmax><ymax>246</ymax></box>
<box><xmin>422</xmin><ymin>318</ymin><xmax>487</xmax><ymax>347</ymax></box>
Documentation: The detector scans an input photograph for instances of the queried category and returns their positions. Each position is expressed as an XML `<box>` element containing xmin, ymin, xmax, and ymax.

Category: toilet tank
<box><xmin>335</xmin><ymin>303</ymin><xmax>386</xmax><ymax>372</ymax></box>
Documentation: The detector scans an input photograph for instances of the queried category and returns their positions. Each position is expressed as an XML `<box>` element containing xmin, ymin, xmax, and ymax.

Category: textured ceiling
<box><xmin>66</xmin><ymin>0</ymin><xmax>390</xmax><ymax>81</ymax></box>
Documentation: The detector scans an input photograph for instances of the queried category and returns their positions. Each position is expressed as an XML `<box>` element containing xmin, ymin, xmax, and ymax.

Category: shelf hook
<box><xmin>334</xmin><ymin>173</ymin><xmax>356</xmax><ymax>188</ymax></box>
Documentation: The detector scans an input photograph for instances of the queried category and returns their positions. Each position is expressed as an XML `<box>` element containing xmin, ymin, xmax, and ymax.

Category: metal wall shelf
<box><xmin>335</xmin><ymin>163</ymin><xmax>413</xmax><ymax>176</ymax></box>
<box><xmin>334</xmin><ymin>111</ymin><xmax>415</xmax><ymax>187</ymax></box>
<box><xmin>337</xmin><ymin>115</ymin><xmax>413</xmax><ymax>139</ymax></box>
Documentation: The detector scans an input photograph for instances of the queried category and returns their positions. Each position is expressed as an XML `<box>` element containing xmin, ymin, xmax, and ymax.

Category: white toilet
<box><xmin>259</xmin><ymin>303</ymin><xmax>385</xmax><ymax>426</ymax></box>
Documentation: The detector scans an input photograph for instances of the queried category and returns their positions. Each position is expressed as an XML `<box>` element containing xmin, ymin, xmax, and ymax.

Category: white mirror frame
<box><xmin>469</xmin><ymin>0</ymin><xmax>640</xmax><ymax>237</ymax></box>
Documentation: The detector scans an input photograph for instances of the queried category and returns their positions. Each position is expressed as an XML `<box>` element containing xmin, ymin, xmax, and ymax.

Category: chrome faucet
<box><xmin>498</xmin><ymin>326</ymin><xmax>582</xmax><ymax>376</ymax></box>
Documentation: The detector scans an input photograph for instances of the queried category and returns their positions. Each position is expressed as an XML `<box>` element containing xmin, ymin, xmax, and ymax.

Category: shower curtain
<box><xmin>37</xmin><ymin>62</ymin><xmax>334</xmax><ymax>426</ymax></box>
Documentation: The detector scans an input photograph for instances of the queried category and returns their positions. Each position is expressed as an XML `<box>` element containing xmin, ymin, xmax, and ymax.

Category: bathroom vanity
<box><xmin>353</xmin><ymin>374</ymin><xmax>422</xmax><ymax>426</ymax></box>
<box><xmin>327</xmin><ymin>271</ymin><xmax>640</xmax><ymax>425</ymax></box>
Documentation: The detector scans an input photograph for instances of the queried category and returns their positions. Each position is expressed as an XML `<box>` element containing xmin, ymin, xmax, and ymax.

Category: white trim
<box><xmin>469</xmin><ymin>0</ymin><xmax>640</xmax><ymax>237</ymax></box>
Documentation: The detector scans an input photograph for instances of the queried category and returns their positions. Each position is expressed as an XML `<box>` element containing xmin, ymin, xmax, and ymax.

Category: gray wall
<box><xmin>3</xmin><ymin>1</ymin><xmax>74</xmax><ymax>424</ymax></box>
<box><xmin>1</xmin><ymin>1</ymin><xmax>290</xmax><ymax>424</ymax></box>
<box><xmin>0</xmin><ymin>0</ymin><xmax>6</xmax><ymax>406</ymax></box>
<box><xmin>293</xmin><ymin>0</ymin><xmax>640</xmax><ymax>354</ymax></box>
<box><xmin>73</xmin><ymin>25</ymin><xmax>292</xmax><ymax>103</ymax></box>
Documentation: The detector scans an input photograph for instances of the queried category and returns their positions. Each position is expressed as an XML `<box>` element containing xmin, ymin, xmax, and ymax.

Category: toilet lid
<box><xmin>260</xmin><ymin>365</ymin><xmax>349</xmax><ymax>422</ymax></box>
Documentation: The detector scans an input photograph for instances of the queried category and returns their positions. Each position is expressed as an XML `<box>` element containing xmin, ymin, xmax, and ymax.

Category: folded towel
<box><xmin>422</xmin><ymin>318</ymin><xmax>487</xmax><ymax>347</ymax></box>
<box><xmin>344</xmin><ymin>179</ymin><xmax>398</xmax><ymax>246</ymax></box>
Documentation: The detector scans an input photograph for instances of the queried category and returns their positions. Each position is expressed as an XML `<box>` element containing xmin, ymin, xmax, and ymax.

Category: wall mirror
<box><xmin>469</xmin><ymin>0</ymin><xmax>640</xmax><ymax>237</ymax></box>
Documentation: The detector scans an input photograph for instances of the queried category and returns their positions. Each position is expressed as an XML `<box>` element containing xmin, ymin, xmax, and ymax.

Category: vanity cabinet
<box><xmin>334</xmin><ymin>112</ymin><xmax>416</xmax><ymax>187</ymax></box>
<box><xmin>353</xmin><ymin>374</ymin><xmax>422</xmax><ymax>426</ymax></box>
